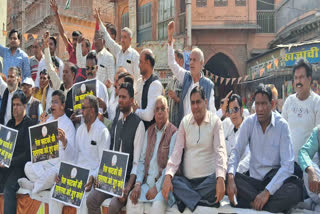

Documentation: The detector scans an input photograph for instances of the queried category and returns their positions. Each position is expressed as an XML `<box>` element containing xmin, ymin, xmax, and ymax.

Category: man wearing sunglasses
<box><xmin>222</xmin><ymin>94</ymin><xmax>249</xmax><ymax>174</ymax></box>
<box><xmin>70</xmin><ymin>51</ymin><xmax>109</xmax><ymax>124</ymax></box>
<box><xmin>227</xmin><ymin>84</ymin><xmax>302</xmax><ymax>213</ymax></box>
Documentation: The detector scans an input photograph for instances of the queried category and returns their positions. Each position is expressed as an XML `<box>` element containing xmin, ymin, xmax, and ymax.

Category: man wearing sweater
<box><xmin>161</xmin><ymin>86</ymin><xmax>227</xmax><ymax>213</ymax></box>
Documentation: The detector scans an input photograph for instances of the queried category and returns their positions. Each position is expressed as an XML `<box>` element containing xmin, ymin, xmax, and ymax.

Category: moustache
<box><xmin>296</xmin><ymin>83</ymin><xmax>303</xmax><ymax>87</ymax></box>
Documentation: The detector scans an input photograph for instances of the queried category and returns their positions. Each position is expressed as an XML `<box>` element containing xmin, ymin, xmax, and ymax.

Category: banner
<box><xmin>72</xmin><ymin>79</ymin><xmax>96</xmax><ymax>116</ymax></box>
<box><xmin>29</xmin><ymin>120</ymin><xmax>59</xmax><ymax>163</ymax></box>
<box><xmin>0</xmin><ymin>125</ymin><xmax>18</xmax><ymax>167</ymax></box>
<box><xmin>96</xmin><ymin>150</ymin><xmax>129</xmax><ymax>197</ymax></box>
<box><xmin>51</xmin><ymin>162</ymin><xmax>89</xmax><ymax>208</ymax></box>
<box><xmin>285</xmin><ymin>43</ymin><xmax>320</xmax><ymax>66</ymax></box>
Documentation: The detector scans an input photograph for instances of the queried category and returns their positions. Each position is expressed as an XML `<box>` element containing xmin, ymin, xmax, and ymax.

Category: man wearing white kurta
<box><xmin>49</xmin><ymin>95</ymin><xmax>111</xmax><ymax>214</ymax></box>
<box><xmin>19</xmin><ymin>90</ymin><xmax>75</xmax><ymax>193</ymax></box>
<box><xmin>127</xmin><ymin>96</ymin><xmax>177</xmax><ymax>214</ymax></box>
<box><xmin>282</xmin><ymin>59</ymin><xmax>320</xmax><ymax>164</ymax></box>
<box><xmin>95</xmin><ymin>11</ymin><xmax>140</xmax><ymax>88</ymax></box>
<box><xmin>167</xmin><ymin>22</ymin><xmax>216</xmax><ymax>127</ymax></box>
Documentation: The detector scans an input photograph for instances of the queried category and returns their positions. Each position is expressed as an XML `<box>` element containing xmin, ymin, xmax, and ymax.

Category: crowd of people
<box><xmin>1</xmin><ymin>1</ymin><xmax>320</xmax><ymax>214</ymax></box>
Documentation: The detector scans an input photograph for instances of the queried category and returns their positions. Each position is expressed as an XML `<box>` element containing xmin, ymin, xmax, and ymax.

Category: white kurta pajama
<box><xmin>126</xmin><ymin>127</ymin><xmax>177</xmax><ymax>214</ymax></box>
<box><xmin>49</xmin><ymin>118</ymin><xmax>111</xmax><ymax>214</ymax></box>
<box><xmin>24</xmin><ymin>114</ymin><xmax>76</xmax><ymax>193</ymax></box>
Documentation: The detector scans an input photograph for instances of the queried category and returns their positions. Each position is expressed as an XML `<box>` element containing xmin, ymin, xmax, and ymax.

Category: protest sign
<box><xmin>96</xmin><ymin>150</ymin><xmax>129</xmax><ymax>197</ymax></box>
<box><xmin>0</xmin><ymin>125</ymin><xmax>18</xmax><ymax>167</ymax></box>
<box><xmin>72</xmin><ymin>79</ymin><xmax>96</xmax><ymax>116</ymax></box>
<box><xmin>52</xmin><ymin>162</ymin><xmax>89</xmax><ymax>208</ymax></box>
<box><xmin>29</xmin><ymin>120</ymin><xmax>59</xmax><ymax>163</ymax></box>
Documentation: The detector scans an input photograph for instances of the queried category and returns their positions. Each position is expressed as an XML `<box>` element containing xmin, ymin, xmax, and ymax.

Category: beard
<box><xmin>7</xmin><ymin>82</ymin><xmax>17</xmax><ymax>91</ymax></box>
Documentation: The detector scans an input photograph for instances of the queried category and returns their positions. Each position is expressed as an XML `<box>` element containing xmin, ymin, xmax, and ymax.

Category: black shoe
<box><xmin>176</xmin><ymin>199</ymin><xmax>186</xmax><ymax>213</ymax></box>
<box><xmin>197</xmin><ymin>199</ymin><xmax>220</xmax><ymax>208</ymax></box>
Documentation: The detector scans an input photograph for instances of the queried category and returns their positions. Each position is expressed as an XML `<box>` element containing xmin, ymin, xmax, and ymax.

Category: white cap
<box><xmin>22</xmin><ymin>77</ymin><xmax>35</xmax><ymax>88</ymax></box>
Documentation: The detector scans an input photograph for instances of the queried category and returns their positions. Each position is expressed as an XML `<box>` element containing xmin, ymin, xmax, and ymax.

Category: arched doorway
<box><xmin>205</xmin><ymin>53</ymin><xmax>239</xmax><ymax>109</ymax></box>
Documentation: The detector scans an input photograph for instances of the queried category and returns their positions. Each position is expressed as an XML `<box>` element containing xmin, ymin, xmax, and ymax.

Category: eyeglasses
<box><xmin>81</xmin><ymin>105</ymin><xmax>93</xmax><ymax>110</ymax></box>
<box><xmin>155</xmin><ymin>107</ymin><xmax>166</xmax><ymax>113</ymax></box>
<box><xmin>86</xmin><ymin>66</ymin><xmax>96</xmax><ymax>71</ymax></box>
<box><xmin>228</xmin><ymin>107</ymin><xmax>240</xmax><ymax>114</ymax></box>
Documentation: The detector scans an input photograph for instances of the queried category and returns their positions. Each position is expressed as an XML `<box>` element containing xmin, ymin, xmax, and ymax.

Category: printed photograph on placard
<box><xmin>0</xmin><ymin>125</ymin><xmax>18</xmax><ymax>168</ymax></box>
<box><xmin>96</xmin><ymin>150</ymin><xmax>129</xmax><ymax>197</ymax></box>
<box><xmin>72</xmin><ymin>79</ymin><xmax>96</xmax><ymax>116</ymax></box>
<box><xmin>51</xmin><ymin>162</ymin><xmax>89</xmax><ymax>208</ymax></box>
<box><xmin>29</xmin><ymin>120</ymin><xmax>59</xmax><ymax>163</ymax></box>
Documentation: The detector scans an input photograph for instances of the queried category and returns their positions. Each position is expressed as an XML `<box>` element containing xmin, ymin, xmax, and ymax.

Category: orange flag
<box><xmin>274</xmin><ymin>58</ymin><xmax>279</xmax><ymax>67</ymax></box>
<box><xmin>267</xmin><ymin>63</ymin><xmax>272</xmax><ymax>70</ymax></box>
<box><xmin>259</xmin><ymin>68</ymin><xmax>265</xmax><ymax>77</ymax></box>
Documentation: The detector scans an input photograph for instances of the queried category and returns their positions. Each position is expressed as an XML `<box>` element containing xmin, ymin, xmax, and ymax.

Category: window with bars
<box><xmin>257</xmin><ymin>0</ymin><xmax>275</xmax><ymax>33</ymax></box>
<box><xmin>180</xmin><ymin>0</ymin><xmax>186</xmax><ymax>12</ymax></box>
<box><xmin>235</xmin><ymin>0</ymin><xmax>246</xmax><ymax>6</ymax></box>
<box><xmin>121</xmin><ymin>12</ymin><xmax>129</xmax><ymax>29</ymax></box>
<box><xmin>138</xmin><ymin>3</ymin><xmax>152</xmax><ymax>44</ymax></box>
<box><xmin>196</xmin><ymin>0</ymin><xmax>207</xmax><ymax>7</ymax></box>
<box><xmin>214</xmin><ymin>0</ymin><xmax>227</xmax><ymax>7</ymax></box>
<box><xmin>158</xmin><ymin>0</ymin><xmax>174</xmax><ymax>40</ymax></box>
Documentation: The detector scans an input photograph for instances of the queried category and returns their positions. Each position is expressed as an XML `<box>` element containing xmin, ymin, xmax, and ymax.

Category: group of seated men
<box><xmin>1</xmin><ymin>4</ymin><xmax>320</xmax><ymax>214</ymax></box>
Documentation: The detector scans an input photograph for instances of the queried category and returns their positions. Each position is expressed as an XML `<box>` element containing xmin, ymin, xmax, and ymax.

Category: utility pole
<box><xmin>21</xmin><ymin>0</ymin><xmax>26</xmax><ymax>49</ymax></box>
<box><xmin>186</xmin><ymin>0</ymin><xmax>192</xmax><ymax>49</ymax></box>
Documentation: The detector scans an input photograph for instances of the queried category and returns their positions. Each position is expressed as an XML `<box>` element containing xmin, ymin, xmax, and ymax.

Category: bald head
<box><xmin>139</xmin><ymin>49</ymin><xmax>155</xmax><ymax>77</ymax></box>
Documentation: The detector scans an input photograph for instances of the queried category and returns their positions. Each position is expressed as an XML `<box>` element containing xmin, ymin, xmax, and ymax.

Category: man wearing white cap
<box><xmin>21</xmin><ymin>77</ymin><xmax>42</xmax><ymax>122</ymax></box>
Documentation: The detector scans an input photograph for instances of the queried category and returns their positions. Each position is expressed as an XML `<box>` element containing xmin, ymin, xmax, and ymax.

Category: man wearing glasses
<box><xmin>222</xmin><ymin>94</ymin><xmax>250</xmax><ymax>174</ymax></box>
<box><xmin>161</xmin><ymin>86</ymin><xmax>227</xmax><ymax>213</ymax></box>
<box><xmin>127</xmin><ymin>96</ymin><xmax>177</xmax><ymax>214</ymax></box>
<box><xmin>87</xmin><ymin>83</ymin><xmax>144</xmax><ymax>214</ymax></box>
<box><xmin>70</xmin><ymin>51</ymin><xmax>109</xmax><ymax>124</ymax></box>
<box><xmin>50</xmin><ymin>95</ymin><xmax>111</xmax><ymax>214</ymax></box>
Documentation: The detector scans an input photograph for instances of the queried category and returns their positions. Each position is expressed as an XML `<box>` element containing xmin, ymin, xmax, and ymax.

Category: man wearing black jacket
<box><xmin>0</xmin><ymin>90</ymin><xmax>36</xmax><ymax>214</ymax></box>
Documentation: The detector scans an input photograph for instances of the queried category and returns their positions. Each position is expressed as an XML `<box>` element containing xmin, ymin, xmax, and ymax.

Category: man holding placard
<box><xmin>87</xmin><ymin>83</ymin><xmax>145</xmax><ymax>214</ymax></box>
<box><xmin>50</xmin><ymin>95</ymin><xmax>110</xmax><ymax>214</ymax></box>
<box><xmin>18</xmin><ymin>90</ymin><xmax>76</xmax><ymax>194</ymax></box>
<box><xmin>70</xmin><ymin>51</ymin><xmax>108</xmax><ymax>124</ymax></box>
<box><xmin>0</xmin><ymin>90</ymin><xmax>35</xmax><ymax>214</ymax></box>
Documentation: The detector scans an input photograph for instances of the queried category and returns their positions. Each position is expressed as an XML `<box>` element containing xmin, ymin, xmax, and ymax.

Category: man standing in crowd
<box><xmin>227</xmin><ymin>84</ymin><xmax>303</xmax><ymax>213</ymax></box>
<box><xmin>87</xmin><ymin>83</ymin><xmax>145</xmax><ymax>214</ymax></box>
<box><xmin>50</xmin><ymin>95</ymin><xmax>110</xmax><ymax>214</ymax></box>
<box><xmin>0</xmin><ymin>29</ymin><xmax>30</xmax><ymax>80</ymax></box>
<box><xmin>19</xmin><ymin>90</ymin><xmax>75</xmax><ymax>194</ymax></box>
<box><xmin>35</xmin><ymin>36</ymin><xmax>64</xmax><ymax>88</ymax></box>
<box><xmin>133</xmin><ymin>49</ymin><xmax>163</xmax><ymax>130</ymax></box>
<box><xmin>29</xmin><ymin>39</ymin><xmax>44</xmax><ymax>81</ymax></box>
<box><xmin>93</xmin><ymin>29</ymin><xmax>115</xmax><ymax>85</ymax></box>
<box><xmin>127</xmin><ymin>96</ymin><xmax>177</xmax><ymax>214</ymax></box>
<box><xmin>165</xmin><ymin>49</ymin><xmax>183</xmax><ymax>128</ymax></box>
<box><xmin>162</xmin><ymin>86</ymin><xmax>227</xmax><ymax>213</ymax></box>
<box><xmin>282</xmin><ymin>59</ymin><xmax>320</xmax><ymax>166</ymax></box>
<box><xmin>0</xmin><ymin>67</ymin><xmax>21</xmax><ymax>125</ymax></box>
<box><xmin>21</xmin><ymin>77</ymin><xmax>42</xmax><ymax>122</ymax></box>
<box><xmin>0</xmin><ymin>90</ymin><xmax>35</xmax><ymax>214</ymax></box>
<box><xmin>50</xmin><ymin>0</ymin><xmax>81</xmax><ymax>64</ymax></box>
<box><xmin>167</xmin><ymin>22</ymin><xmax>216</xmax><ymax>126</ymax></box>
<box><xmin>95</xmin><ymin>10</ymin><xmax>140</xmax><ymax>86</ymax></box>
<box><xmin>76</xmin><ymin>35</ymin><xmax>91</xmax><ymax>69</ymax></box>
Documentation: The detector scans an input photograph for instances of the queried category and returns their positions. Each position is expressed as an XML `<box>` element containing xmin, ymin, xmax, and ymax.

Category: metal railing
<box><xmin>257</xmin><ymin>10</ymin><xmax>275</xmax><ymax>33</ymax></box>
